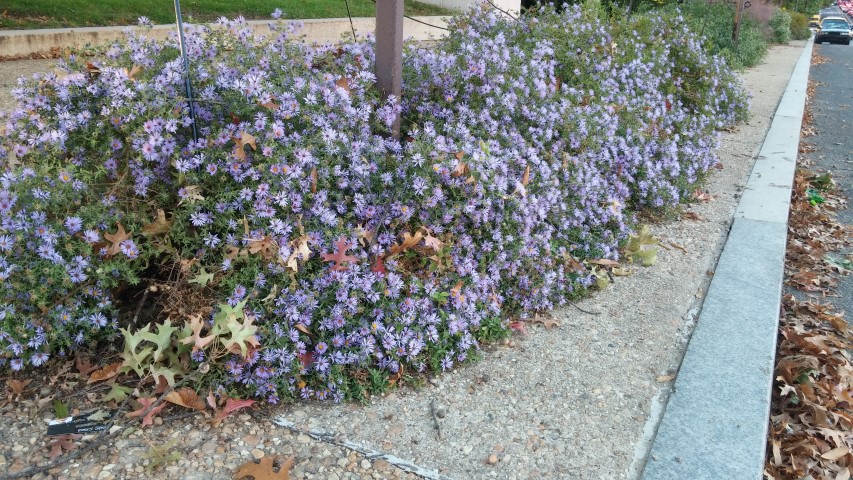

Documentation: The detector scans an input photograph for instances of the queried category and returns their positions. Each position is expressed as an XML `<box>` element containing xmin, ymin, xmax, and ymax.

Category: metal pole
<box><xmin>375</xmin><ymin>0</ymin><xmax>404</xmax><ymax>139</ymax></box>
<box><xmin>174</xmin><ymin>0</ymin><xmax>199</xmax><ymax>142</ymax></box>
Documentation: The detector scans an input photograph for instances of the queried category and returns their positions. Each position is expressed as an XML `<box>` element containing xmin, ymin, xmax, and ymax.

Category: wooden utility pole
<box><xmin>375</xmin><ymin>0</ymin><xmax>404</xmax><ymax>138</ymax></box>
<box><xmin>732</xmin><ymin>0</ymin><xmax>745</xmax><ymax>49</ymax></box>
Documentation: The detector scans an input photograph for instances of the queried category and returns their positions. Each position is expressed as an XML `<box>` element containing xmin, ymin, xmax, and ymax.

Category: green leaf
<box><xmin>143</xmin><ymin>439</ymin><xmax>180</xmax><ymax>473</ymax></box>
<box><xmin>825</xmin><ymin>254</ymin><xmax>853</xmax><ymax>271</ymax></box>
<box><xmin>101</xmin><ymin>384</ymin><xmax>132</xmax><ymax>403</ymax></box>
<box><xmin>120</xmin><ymin>327</ymin><xmax>154</xmax><ymax>376</ymax></box>
<box><xmin>632</xmin><ymin>248</ymin><xmax>658</xmax><ymax>267</ymax></box>
<box><xmin>86</xmin><ymin>409</ymin><xmax>111</xmax><ymax>422</ymax></box>
<box><xmin>139</xmin><ymin>319</ymin><xmax>177</xmax><ymax>363</ymax></box>
<box><xmin>53</xmin><ymin>399</ymin><xmax>69</xmax><ymax>419</ymax></box>
<box><xmin>188</xmin><ymin>267</ymin><xmax>214</xmax><ymax>287</ymax></box>
<box><xmin>148</xmin><ymin>365</ymin><xmax>182</xmax><ymax>387</ymax></box>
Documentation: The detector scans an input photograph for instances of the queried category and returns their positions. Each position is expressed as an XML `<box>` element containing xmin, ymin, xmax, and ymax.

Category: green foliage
<box><xmin>670</xmin><ymin>0</ymin><xmax>769</xmax><ymax>69</ymax></box>
<box><xmin>770</xmin><ymin>8</ymin><xmax>793</xmax><ymax>43</ymax></box>
<box><xmin>789</xmin><ymin>12</ymin><xmax>812</xmax><ymax>40</ymax></box>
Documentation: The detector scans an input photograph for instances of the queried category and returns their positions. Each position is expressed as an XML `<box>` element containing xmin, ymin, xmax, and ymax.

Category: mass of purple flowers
<box><xmin>0</xmin><ymin>4</ymin><xmax>747</xmax><ymax>402</ymax></box>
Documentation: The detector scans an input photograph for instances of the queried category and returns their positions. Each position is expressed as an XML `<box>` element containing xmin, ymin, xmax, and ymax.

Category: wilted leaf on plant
<box><xmin>141</xmin><ymin>209</ymin><xmax>172</xmax><ymax>236</ymax></box>
<box><xmin>87</xmin><ymin>362</ymin><xmax>123</xmax><ymax>384</ymax></box>
<box><xmin>164</xmin><ymin>387</ymin><xmax>207</xmax><ymax>411</ymax></box>
<box><xmin>127</xmin><ymin>397</ymin><xmax>167</xmax><ymax>427</ymax></box>
<box><xmin>6</xmin><ymin>379</ymin><xmax>31</xmax><ymax>395</ymax></box>
<box><xmin>234</xmin><ymin>455</ymin><xmax>294</xmax><ymax>480</ymax></box>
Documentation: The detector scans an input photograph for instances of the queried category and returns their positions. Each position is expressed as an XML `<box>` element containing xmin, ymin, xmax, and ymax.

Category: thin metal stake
<box><xmin>174</xmin><ymin>0</ymin><xmax>199</xmax><ymax>142</ymax></box>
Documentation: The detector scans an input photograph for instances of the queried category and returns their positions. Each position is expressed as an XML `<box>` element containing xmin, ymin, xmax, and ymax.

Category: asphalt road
<box><xmin>805</xmin><ymin>40</ymin><xmax>853</xmax><ymax>316</ymax></box>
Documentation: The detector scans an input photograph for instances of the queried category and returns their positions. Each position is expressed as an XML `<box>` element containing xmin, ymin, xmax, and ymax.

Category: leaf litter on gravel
<box><xmin>765</xmin><ymin>167</ymin><xmax>853</xmax><ymax>480</ymax></box>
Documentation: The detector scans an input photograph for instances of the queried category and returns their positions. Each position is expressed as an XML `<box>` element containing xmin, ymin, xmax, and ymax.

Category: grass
<box><xmin>0</xmin><ymin>0</ymin><xmax>453</xmax><ymax>29</ymax></box>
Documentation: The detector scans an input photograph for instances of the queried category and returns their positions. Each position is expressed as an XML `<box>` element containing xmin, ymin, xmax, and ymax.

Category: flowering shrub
<box><xmin>0</xmin><ymin>5</ymin><xmax>747</xmax><ymax>402</ymax></box>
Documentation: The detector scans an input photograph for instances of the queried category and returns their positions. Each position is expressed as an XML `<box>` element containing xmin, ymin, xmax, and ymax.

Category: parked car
<box><xmin>816</xmin><ymin>16</ymin><xmax>852</xmax><ymax>44</ymax></box>
<box><xmin>810</xmin><ymin>14</ymin><xmax>822</xmax><ymax>29</ymax></box>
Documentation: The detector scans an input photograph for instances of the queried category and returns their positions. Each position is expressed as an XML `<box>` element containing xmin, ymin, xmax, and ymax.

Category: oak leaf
<box><xmin>233</xmin><ymin>131</ymin><xmax>257</xmax><ymax>161</ymax></box>
<box><xmin>127</xmin><ymin>397</ymin><xmax>167</xmax><ymax>427</ymax></box>
<box><xmin>371</xmin><ymin>256</ymin><xmax>387</xmax><ymax>275</ymax></box>
<box><xmin>310</xmin><ymin>167</ymin><xmax>318</xmax><ymax>194</ymax></box>
<box><xmin>141</xmin><ymin>209</ymin><xmax>172</xmax><ymax>236</ymax></box>
<box><xmin>284</xmin><ymin>236</ymin><xmax>311</xmax><ymax>272</ymax></box>
<box><xmin>321</xmin><ymin>237</ymin><xmax>359</xmax><ymax>271</ymax></box>
<box><xmin>87</xmin><ymin>362</ymin><xmax>123</xmax><ymax>384</ymax></box>
<box><xmin>47</xmin><ymin>434</ymin><xmax>81</xmax><ymax>460</ymax></box>
<box><xmin>104</xmin><ymin>223</ymin><xmax>131</xmax><ymax>257</ymax></box>
<box><xmin>6</xmin><ymin>379</ymin><xmax>31</xmax><ymax>395</ymax></box>
<box><xmin>180</xmin><ymin>314</ymin><xmax>215</xmax><ymax>352</ymax></box>
<box><xmin>388</xmin><ymin>231</ymin><xmax>423</xmax><ymax>256</ymax></box>
<box><xmin>234</xmin><ymin>455</ymin><xmax>294</xmax><ymax>480</ymax></box>
<box><xmin>211</xmin><ymin>397</ymin><xmax>256</xmax><ymax>427</ymax></box>
<box><xmin>247</xmin><ymin>235</ymin><xmax>279</xmax><ymax>260</ymax></box>
<box><xmin>335</xmin><ymin>77</ymin><xmax>352</xmax><ymax>92</ymax></box>
<box><xmin>164</xmin><ymin>387</ymin><xmax>207</xmax><ymax>411</ymax></box>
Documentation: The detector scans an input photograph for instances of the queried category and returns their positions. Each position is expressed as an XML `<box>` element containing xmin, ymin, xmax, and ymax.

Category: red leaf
<box><xmin>47</xmin><ymin>434</ymin><xmax>81</xmax><ymax>460</ymax></box>
<box><xmin>321</xmin><ymin>237</ymin><xmax>359</xmax><ymax>271</ymax></box>
<box><xmin>211</xmin><ymin>397</ymin><xmax>256</xmax><ymax>427</ymax></box>
<box><xmin>126</xmin><ymin>397</ymin><xmax>167</xmax><ymax>427</ymax></box>
<box><xmin>371</xmin><ymin>256</ymin><xmax>387</xmax><ymax>275</ymax></box>
<box><xmin>508</xmin><ymin>321</ymin><xmax>527</xmax><ymax>335</ymax></box>
<box><xmin>297</xmin><ymin>351</ymin><xmax>316</xmax><ymax>369</ymax></box>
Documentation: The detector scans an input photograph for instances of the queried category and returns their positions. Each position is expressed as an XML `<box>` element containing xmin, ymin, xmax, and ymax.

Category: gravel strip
<box><xmin>0</xmin><ymin>42</ymin><xmax>804</xmax><ymax>480</ymax></box>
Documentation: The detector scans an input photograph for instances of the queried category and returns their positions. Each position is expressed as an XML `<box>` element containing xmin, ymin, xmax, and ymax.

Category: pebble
<box><xmin>361</xmin><ymin>459</ymin><xmax>371</xmax><ymax>469</ymax></box>
<box><xmin>487</xmin><ymin>454</ymin><xmax>499</xmax><ymax>465</ymax></box>
<box><xmin>251</xmin><ymin>449</ymin><xmax>265</xmax><ymax>459</ymax></box>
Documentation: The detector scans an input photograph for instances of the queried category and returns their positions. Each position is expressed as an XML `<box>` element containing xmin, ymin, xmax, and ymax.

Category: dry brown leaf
<box><xmin>234</xmin><ymin>455</ymin><xmax>294</xmax><ymax>480</ymax></box>
<box><xmin>531</xmin><ymin>314</ymin><xmax>559</xmax><ymax>329</ymax></box>
<box><xmin>87</xmin><ymin>362</ymin><xmax>123</xmax><ymax>384</ymax></box>
<box><xmin>164</xmin><ymin>387</ymin><xmax>207</xmax><ymax>411</ymax></box>
<box><xmin>521</xmin><ymin>164</ymin><xmax>530</xmax><ymax>187</ymax></box>
<box><xmin>103</xmin><ymin>223</ymin><xmax>131</xmax><ymax>258</ymax></box>
<box><xmin>247</xmin><ymin>235</ymin><xmax>279</xmax><ymax>260</ymax></box>
<box><xmin>388</xmin><ymin>231</ymin><xmax>423</xmax><ymax>256</ymax></box>
<box><xmin>6</xmin><ymin>379</ymin><xmax>31</xmax><ymax>395</ymax></box>
<box><xmin>451</xmin><ymin>162</ymin><xmax>469</xmax><ymax>178</ymax></box>
<box><xmin>310</xmin><ymin>168</ymin><xmax>318</xmax><ymax>194</ymax></box>
<box><xmin>285</xmin><ymin>236</ymin><xmax>311</xmax><ymax>272</ymax></box>
<box><xmin>587</xmin><ymin>258</ymin><xmax>619</xmax><ymax>267</ymax></box>
<box><xmin>141</xmin><ymin>209</ymin><xmax>172</xmax><ymax>236</ymax></box>
<box><xmin>822</xmin><ymin>446</ymin><xmax>849</xmax><ymax>460</ymax></box>
<box><xmin>656</xmin><ymin>374</ymin><xmax>675</xmax><ymax>383</ymax></box>
<box><xmin>681</xmin><ymin>211</ymin><xmax>703</xmax><ymax>221</ymax></box>
<box><xmin>450</xmin><ymin>281</ymin><xmax>464</xmax><ymax>299</ymax></box>
<box><xmin>335</xmin><ymin>77</ymin><xmax>351</xmax><ymax>92</ymax></box>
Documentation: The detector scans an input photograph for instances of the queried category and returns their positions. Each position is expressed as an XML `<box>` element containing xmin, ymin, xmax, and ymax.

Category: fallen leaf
<box><xmin>531</xmin><ymin>314</ymin><xmax>559</xmax><ymax>329</ymax></box>
<box><xmin>47</xmin><ymin>434</ymin><xmax>81</xmax><ymax>460</ymax></box>
<box><xmin>234</xmin><ymin>455</ymin><xmax>294</xmax><ymax>480</ymax></box>
<box><xmin>127</xmin><ymin>397</ymin><xmax>167</xmax><ymax>427</ymax></box>
<box><xmin>75</xmin><ymin>356</ymin><xmax>98</xmax><ymax>376</ymax></box>
<box><xmin>508</xmin><ymin>321</ymin><xmax>527</xmax><ymax>335</ymax></box>
<box><xmin>321</xmin><ymin>237</ymin><xmax>359</xmax><ymax>271</ymax></box>
<box><xmin>103</xmin><ymin>223</ymin><xmax>131</xmax><ymax>257</ymax></box>
<box><xmin>310</xmin><ymin>167</ymin><xmax>317</xmax><ymax>194</ymax></box>
<box><xmin>388</xmin><ymin>231</ymin><xmax>423</xmax><ymax>256</ymax></box>
<box><xmin>180</xmin><ymin>314</ymin><xmax>215</xmax><ymax>352</ymax></box>
<box><xmin>822</xmin><ymin>446</ymin><xmax>849</xmax><ymax>460</ymax></box>
<box><xmin>141</xmin><ymin>209</ymin><xmax>172</xmax><ymax>236</ymax></box>
<box><xmin>164</xmin><ymin>388</ymin><xmax>207</xmax><ymax>411</ymax></box>
<box><xmin>335</xmin><ymin>77</ymin><xmax>351</xmax><ymax>92</ymax></box>
<box><xmin>656</xmin><ymin>374</ymin><xmax>675</xmax><ymax>383</ymax></box>
<box><xmin>587</xmin><ymin>258</ymin><xmax>619</xmax><ymax>267</ymax></box>
<box><xmin>521</xmin><ymin>164</ymin><xmax>530</xmax><ymax>187</ymax></box>
<box><xmin>233</xmin><ymin>131</ymin><xmax>257</xmax><ymax>161</ymax></box>
<box><xmin>87</xmin><ymin>362</ymin><xmax>123</xmax><ymax>384</ymax></box>
<box><xmin>6</xmin><ymin>378</ymin><xmax>31</xmax><ymax>395</ymax></box>
<box><xmin>211</xmin><ymin>397</ymin><xmax>256</xmax><ymax>427</ymax></box>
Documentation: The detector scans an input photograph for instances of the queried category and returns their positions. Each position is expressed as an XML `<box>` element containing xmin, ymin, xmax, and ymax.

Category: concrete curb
<box><xmin>642</xmin><ymin>39</ymin><xmax>814</xmax><ymax>480</ymax></box>
<box><xmin>0</xmin><ymin>16</ymin><xmax>450</xmax><ymax>57</ymax></box>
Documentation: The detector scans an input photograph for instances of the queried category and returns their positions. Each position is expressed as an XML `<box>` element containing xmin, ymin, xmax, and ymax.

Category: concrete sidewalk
<box><xmin>643</xmin><ymin>40</ymin><xmax>813</xmax><ymax>479</ymax></box>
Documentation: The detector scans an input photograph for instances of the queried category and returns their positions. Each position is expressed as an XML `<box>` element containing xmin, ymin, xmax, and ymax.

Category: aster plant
<box><xmin>0</xmin><ymin>4</ymin><xmax>747</xmax><ymax>402</ymax></box>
